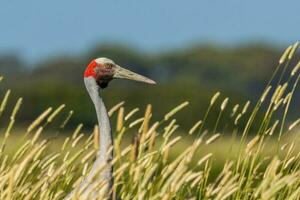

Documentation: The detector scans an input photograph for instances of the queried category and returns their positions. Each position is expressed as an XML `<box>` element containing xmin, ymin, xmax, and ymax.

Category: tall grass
<box><xmin>1</xmin><ymin>43</ymin><xmax>300</xmax><ymax>199</ymax></box>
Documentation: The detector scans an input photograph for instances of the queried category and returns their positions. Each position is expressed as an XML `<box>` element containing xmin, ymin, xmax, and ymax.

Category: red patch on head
<box><xmin>84</xmin><ymin>60</ymin><xmax>102</xmax><ymax>78</ymax></box>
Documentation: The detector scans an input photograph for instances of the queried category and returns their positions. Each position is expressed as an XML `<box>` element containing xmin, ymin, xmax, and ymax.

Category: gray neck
<box><xmin>83</xmin><ymin>77</ymin><xmax>113</xmax><ymax>198</ymax></box>
<box><xmin>84</xmin><ymin>77</ymin><xmax>113</xmax><ymax>161</ymax></box>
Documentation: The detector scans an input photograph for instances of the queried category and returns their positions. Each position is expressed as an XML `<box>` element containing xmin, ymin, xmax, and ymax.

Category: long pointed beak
<box><xmin>114</xmin><ymin>65</ymin><xmax>156</xmax><ymax>84</ymax></box>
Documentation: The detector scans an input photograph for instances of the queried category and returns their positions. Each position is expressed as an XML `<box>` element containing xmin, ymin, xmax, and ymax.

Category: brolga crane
<box><xmin>65</xmin><ymin>58</ymin><xmax>155</xmax><ymax>200</ymax></box>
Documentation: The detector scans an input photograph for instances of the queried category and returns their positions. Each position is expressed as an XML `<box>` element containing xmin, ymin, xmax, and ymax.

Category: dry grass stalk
<box><xmin>189</xmin><ymin>120</ymin><xmax>202</xmax><ymax>135</ymax></box>
<box><xmin>47</xmin><ymin>104</ymin><xmax>66</xmax><ymax>123</ymax></box>
<box><xmin>129</xmin><ymin>117</ymin><xmax>144</xmax><ymax>128</ymax></box>
<box><xmin>164</xmin><ymin>101</ymin><xmax>189</xmax><ymax>120</ymax></box>
<box><xmin>221</xmin><ymin>98</ymin><xmax>229</xmax><ymax>111</ymax></box>
<box><xmin>206</xmin><ymin>133</ymin><xmax>221</xmax><ymax>145</ymax></box>
<box><xmin>108</xmin><ymin>101</ymin><xmax>125</xmax><ymax>117</ymax></box>
<box><xmin>197</xmin><ymin>153</ymin><xmax>213</xmax><ymax>166</ymax></box>
<box><xmin>231</xmin><ymin>104</ymin><xmax>239</xmax><ymax>117</ymax></box>
<box><xmin>116</xmin><ymin>107</ymin><xmax>124</xmax><ymax>132</ymax></box>
<box><xmin>288</xmin><ymin>118</ymin><xmax>300</xmax><ymax>131</ymax></box>
<box><xmin>0</xmin><ymin>89</ymin><xmax>11</xmax><ymax>115</ymax></box>
<box><xmin>245</xmin><ymin>136</ymin><xmax>260</xmax><ymax>154</ymax></box>
<box><xmin>211</xmin><ymin>92</ymin><xmax>220</xmax><ymax>106</ymax></box>
<box><xmin>291</xmin><ymin>61</ymin><xmax>300</xmax><ymax>77</ymax></box>
<box><xmin>125</xmin><ymin>108</ymin><xmax>139</xmax><ymax>121</ymax></box>
<box><xmin>260</xmin><ymin>86</ymin><xmax>272</xmax><ymax>103</ymax></box>
<box><xmin>242</xmin><ymin>101</ymin><xmax>250</xmax><ymax>114</ymax></box>
<box><xmin>72</xmin><ymin>124</ymin><xmax>83</xmax><ymax>139</ymax></box>
<box><xmin>60</xmin><ymin>110</ymin><xmax>74</xmax><ymax>129</ymax></box>
<box><xmin>93</xmin><ymin>125</ymin><xmax>99</xmax><ymax>150</ymax></box>
<box><xmin>288</xmin><ymin>42</ymin><xmax>299</xmax><ymax>59</ymax></box>
<box><xmin>279</xmin><ymin>45</ymin><xmax>292</xmax><ymax>64</ymax></box>
<box><xmin>142</xmin><ymin>104</ymin><xmax>152</xmax><ymax>136</ymax></box>
<box><xmin>27</xmin><ymin>107</ymin><xmax>53</xmax><ymax>133</ymax></box>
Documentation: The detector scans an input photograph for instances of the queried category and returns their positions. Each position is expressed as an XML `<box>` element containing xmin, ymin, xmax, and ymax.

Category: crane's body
<box><xmin>65</xmin><ymin>58</ymin><xmax>155</xmax><ymax>200</ymax></box>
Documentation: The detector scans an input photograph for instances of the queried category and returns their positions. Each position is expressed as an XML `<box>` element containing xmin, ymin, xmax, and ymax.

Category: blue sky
<box><xmin>1</xmin><ymin>0</ymin><xmax>300</xmax><ymax>62</ymax></box>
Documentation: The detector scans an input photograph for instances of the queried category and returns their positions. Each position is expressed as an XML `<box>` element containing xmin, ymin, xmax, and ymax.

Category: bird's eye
<box><xmin>106</xmin><ymin>63</ymin><xmax>114</xmax><ymax>68</ymax></box>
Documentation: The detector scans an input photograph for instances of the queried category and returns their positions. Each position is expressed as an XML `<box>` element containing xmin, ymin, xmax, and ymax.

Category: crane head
<box><xmin>84</xmin><ymin>58</ymin><xmax>156</xmax><ymax>88</ymax></box>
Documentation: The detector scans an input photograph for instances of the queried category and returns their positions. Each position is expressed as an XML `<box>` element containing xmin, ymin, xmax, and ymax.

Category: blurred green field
<box><xmin>2</xmin><ymin>43</ymin><xmax>300</xmax><ymax>131</ymax></box>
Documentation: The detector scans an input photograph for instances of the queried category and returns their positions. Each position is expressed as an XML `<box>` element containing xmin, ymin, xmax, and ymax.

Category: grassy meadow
<box><xmin>1</xmin><ymin>43</ymin><xmax>300</xmax><ymax>199</ymax></box>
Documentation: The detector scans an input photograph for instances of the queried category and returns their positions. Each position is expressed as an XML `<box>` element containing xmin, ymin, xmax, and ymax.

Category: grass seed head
<box><xmin>288</xmin><ymin>41</ymin><xmax>299</xmax><ymax>59</ymax></box>
<box><xmin>221</xmin><ymin>98</ymin><xmax>229</xmax><ymax>111</ymax></box>
<box><xmin>164</xmin><ymin>101</ymin><xmax>189</xmax><ymax>121</ymax></box>
<box><xmin>27</xmin><ymin>107</ymin><xmax>53</xmax><ymax>133</ymax></box>
<box><xmin>206</xmin><ymin>133</ymin><xmax>221</xmax><ymax>145</ymax></box>
<box><xmin>279</xmin><ymin>45</ymin><xmax>292</xmax><ymax>64</ymax></box>
<box><xmin>108</xmin><ymin>101</ymin><xmax>125</xmax><ymax>117</ymax></box>
<box><xmin>210</xmin><ymin>92</ymin><xmax>220</xmax><ymax>106</ymax></box>
<box><xmin>125</xmin><ymin>108</ymin><xmax>139</xmax><ymax>121</ymax></box>
<box><xmin>189</xmin><ymin>120</ymin><xmax>202</xmax><ymax>135</ymax></box>
<box><xmin>291</xmin><ymin>61</ymin><xmax>300</xmax><ymax>77</ymax></box>
<box><xmin>116</xmin><ymin>107</ymin><xmax>124</xmax><ymax>132</ymax></box>
<box><xmin>47</xmin><ymin>104</ymin><xmax>65</xmax><ymax>123</ymax></box>
<box><xmin>0</xmin><ymin>89</ymin><xmax>11</xmax><ymax>114</ymax></box>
